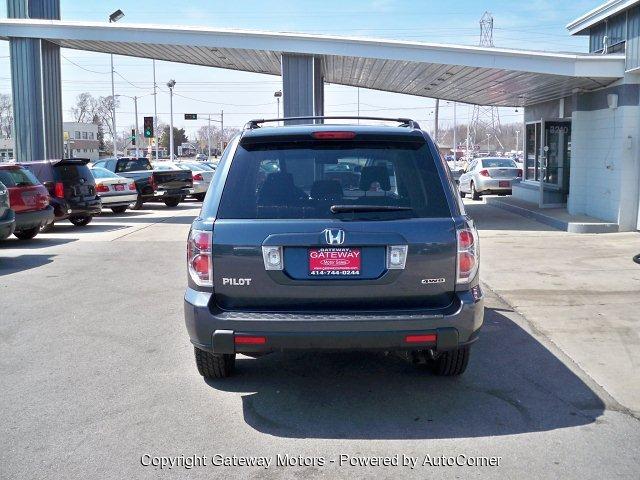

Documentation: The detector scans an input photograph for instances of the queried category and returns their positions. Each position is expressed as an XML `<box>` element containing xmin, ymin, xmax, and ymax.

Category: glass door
<box><xmin>540</xmin><ymin>121</ymin><xmax>571</xmax><ymax>208</ymax></box>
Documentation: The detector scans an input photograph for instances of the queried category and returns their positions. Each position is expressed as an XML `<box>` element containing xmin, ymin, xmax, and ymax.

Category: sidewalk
<box><xmin>485</xmin><ymin>196</ymin><xmax>619</xmax><ymax>233</ymax></box>
<box><xmin>466</xmin><ymin>201</ymin><xmax>640</xmax><ymax>416</ymax></box>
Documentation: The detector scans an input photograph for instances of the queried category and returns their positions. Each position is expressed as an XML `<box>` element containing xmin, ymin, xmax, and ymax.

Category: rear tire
<box><xmin>460</xmin><ymin>191</ymin><xmax>466</xmax><ymax>198</ymax></box>
<box><xmin>470</xmin><ymin>182</ymin><xmax>480</xmax><ymax>201</ymax></box>
<box><xmin>111</xmin><ymin>206</ymin><xmax>128</xmax><ymax>214</ymax></box>
<box><xmin>430</xmin><ymin>346</ymin><xmax>470</xmax><ymax>376</ymax></box>
<box><xmin>40</xmin><ymin>222</ymin><xmax>54</xmax><ymax>233</ymax></box>
<box><xmin>69</xmin><ymin>215</ymin><xmax>92</xmax><ymax>227</ymax></box>
<box><xmin>164</xmin><ymin>197</ymin><xmax>181</xmax><ymax>208</ymax></box>
<box><xmin>14</xmin><ymin>227</ymin><xmax>39</xmax><ymax>240</ymax></box>
<box><xmin>194</xmin><ymin>193</ymin><xmax>206</xmax><ymax>202</ymax></box>
<box><xmin>194</xmin><ymin>347</ymin><xmax>235</xmax><ymax>379</ymax></box>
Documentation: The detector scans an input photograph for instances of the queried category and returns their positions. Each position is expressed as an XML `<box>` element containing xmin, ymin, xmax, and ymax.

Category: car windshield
<box><xmin>54</xmin><ymin>163</ymin><xmax>94</xmax><ymax>183</ymax></box>
<box><xmin>481</xmin><ymin>158</ymin><xmax>517</xmax><ymax>168</ymax></box>
<box><xmin>0</xmin><ymin>167</ymin><xmax>40</xmax><ymax>187</ymax></box>
<box><xmin>116</xmin><ymin>159</ymin><xmax>152</xmax><ymax>172</ymax></box>
<box><xmin>217</xmin><ymin>140</ymin><xmax>450</xmax><ymax>220</ymax></box>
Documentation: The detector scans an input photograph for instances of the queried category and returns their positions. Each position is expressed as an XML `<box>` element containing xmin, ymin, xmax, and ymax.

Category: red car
<box><xmin>0</xmin><ymin>164</ymin><xmax>54</xmax><ymax>240</ymax></box>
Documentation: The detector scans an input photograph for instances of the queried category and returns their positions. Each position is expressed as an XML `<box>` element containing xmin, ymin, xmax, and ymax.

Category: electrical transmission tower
<box><xmin>470</xmin><ymin>11</ymin><xmax>503</xmax><ymax>153</ymax></box>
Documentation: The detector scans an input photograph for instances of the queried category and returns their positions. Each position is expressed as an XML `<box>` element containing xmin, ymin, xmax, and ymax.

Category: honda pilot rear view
<box><xmin>184</xmin><ymin>118</ymin><xmax>484</xmax><ymax>378</ymax></box>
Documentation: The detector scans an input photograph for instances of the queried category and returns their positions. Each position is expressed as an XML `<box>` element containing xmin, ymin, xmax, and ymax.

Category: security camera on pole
<box><xmin>167</xmin><ymin>79</ymin><xmax>176</xmax><ymax>160</ymax></box>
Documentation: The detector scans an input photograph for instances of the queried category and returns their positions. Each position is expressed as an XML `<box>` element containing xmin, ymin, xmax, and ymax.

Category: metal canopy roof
<box><xmin>0</xmin><ymin>19</ymin><xmax>626</xmax><ymax>107</ymax></box>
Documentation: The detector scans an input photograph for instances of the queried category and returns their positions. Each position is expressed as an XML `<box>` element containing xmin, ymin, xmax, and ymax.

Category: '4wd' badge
<box><xmin>323</xmin><ymin>228</ymin><xmax>345</xmax><ymax>245</ymax></box>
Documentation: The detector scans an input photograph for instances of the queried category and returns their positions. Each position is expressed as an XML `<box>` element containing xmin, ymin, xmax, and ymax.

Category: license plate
<box><xmin>499</xmin><ymin>181</ymin><xmax>510</xmax><ymax>187</ymax></box>
<box><xmin>114</xmin><ymin>184</ymin><xmax>125</xmax><ymax>191</ymax></box>
<box><xmin>309</xmin><ymin>247</ymin><xmax>361</xmax><ymax>276</ymax></box>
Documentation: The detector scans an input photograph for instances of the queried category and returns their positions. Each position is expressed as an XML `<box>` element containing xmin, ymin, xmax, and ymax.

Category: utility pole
<box><xmin>167</xmin><ymin>79</ymin><xmax>176</xmax><ymax>160</ymax></box>
<box><xmin>220</xmin><ymin>110</ymin><xmax>224</xmax><ymax>155</ymax></box>
<box><xmin>152</xmin><ymin>59</ymin><xmax>159</xmax><ymax>160</ymax></box>
<box><xmin>434</xmin><ymin>99</ymin><xmax>439</xmax><ymax>143</ymax></box>
<box><xmin>515</xmin><ymin>130</ymin><xmax>520</xmax><ymax>152</ymax></box>
<box><xmin>133</xmin><ymin>95</ymin><xmax>139</xmax><ymax>157</ymax></box>
<box><xmin>207</xmin><ymin>114</ymin><xmax>212</xmax><ymax>159</ymax></box>
<box><xmin>357</xmin><ymin>87</ymin><xmax>360</xmax><ymax>123</ymax></box>
<box><xmin>452</xmin><ymin>101</ymin><xmax>457</xmax><ymax>166</ymax></box>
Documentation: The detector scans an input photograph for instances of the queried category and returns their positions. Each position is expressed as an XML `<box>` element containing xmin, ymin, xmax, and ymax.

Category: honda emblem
<box><xmin>324</xmin><ymin>228</ymin><xmax>345</xmax><ymax>245</ymax></box>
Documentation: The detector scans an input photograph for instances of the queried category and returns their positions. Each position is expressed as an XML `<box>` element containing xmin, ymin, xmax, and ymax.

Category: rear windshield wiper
<box><xmin>330</xmin><ymin>204</ymin><xmax>413</xmax><ymax>214</ymax></box>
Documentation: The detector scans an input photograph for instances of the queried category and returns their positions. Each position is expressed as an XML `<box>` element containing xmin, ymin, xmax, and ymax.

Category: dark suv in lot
<box><xmin>21</xmin><ymin>159</ymin><xmax>101</xmax><ymax>231</ymax></box>
<box><xmin>184</xmin><ymin>117</ymin><xmax>483</xmax><ymax>378</ymax></box>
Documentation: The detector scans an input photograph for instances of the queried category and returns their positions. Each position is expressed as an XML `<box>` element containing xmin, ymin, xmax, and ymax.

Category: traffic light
<box><xmin>184</xmin><ymin>113</ymin><xmax>197</xmax><ymax>120</ymax></box>
<box><xmin>143</xmin><ymin>116</ymin><xmax>154</xmax><ymax>138</ymax></box>
<box><xmin>131</xmin><ymin>129</ymin><xmax>136</xmax><ymax>145</ymax></box>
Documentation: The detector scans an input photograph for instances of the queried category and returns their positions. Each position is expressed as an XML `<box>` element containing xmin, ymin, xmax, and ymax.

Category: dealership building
<box><xmin>511</xmin><ymin>0</ymin><xmax>640</xmax><ymax>231</ymax></box>
<box><xmin>2</xmin><ymin>0</ymin><xmax>640</xmax><ymax>231</ymax></box>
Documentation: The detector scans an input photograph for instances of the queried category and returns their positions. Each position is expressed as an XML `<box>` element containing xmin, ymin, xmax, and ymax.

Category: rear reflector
<box><xmin>235</xmin><ymin>336</ymin><xmax>267</xmax><ymax>345</ymax></box>
<box><xmin>312</xmin><ymin>131</ymin><xmax>356</xmax><ymax>140</ymax></box>
<box><xmin>405</xmin><ymin>334</ymin><xmax>437</xmax><ymax>343</ymax></box>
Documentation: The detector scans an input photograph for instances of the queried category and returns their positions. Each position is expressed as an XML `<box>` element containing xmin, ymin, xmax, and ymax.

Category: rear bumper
<box><xmin>14</xmin><ymin>206</ymin><xmax>54</xmax><ymax>230</ymax></box>
<box><xmin>52</xmin><ymin>197</ymin><xmax>102</xmax><ymax>220</ymax></box>
<box><xmin>184</xmin><ymin>288</ymin><xmax>484</xmax><ymax>354</ymax></box>
<box><xmin>140</xmin><ymin>187</ymin><xmax>193</xmax><ymax>202</ymax></box>
<box><xmin>99</xmin><ymin>192</ymin><xmax>138</xmax><ymax>206</ymax></box>
<box><xmin>0</xmin><ymin>209</ymin><xmax>16</xmax><ymax>238</ymax></box>
<box><xmin>476</xmin><ymin>178</ymin><xmax>516</xmax><ymax>193</ymax></box>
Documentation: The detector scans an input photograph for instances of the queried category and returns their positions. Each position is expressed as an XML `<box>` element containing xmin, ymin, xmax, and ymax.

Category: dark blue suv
<box><xmin>184</xmin><ymin>117</ymin><xmax>483</xmax><ymax>378</ymax></box>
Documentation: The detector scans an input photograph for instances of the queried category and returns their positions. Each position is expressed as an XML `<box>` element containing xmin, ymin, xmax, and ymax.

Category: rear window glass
<box><xmin>217</xmin><ymin>140</ymin><xmax>450</xmax><ymax>220</ymax></box>
<box><xmin>90</xmin><ymin>167</ymin><xmax>117</xmax><ymax>179</ymax></box>
<box><xmin>482</xmin><ymin>159</ymin><xmax>517</xmax><ymax>168</ymax></box>
<box><xmin>0</xmin><ymin>168</ymin><xmax>40</xmax><ymax>187</ymax></box>
<box><xmin>116</xmin><ymin>159</ymin><xmax>152</xmax><ymax>172</ymax></box>
<box><xmin>54</xmin><ymin>164</ymin><xmax>94</xmax><ymax>183</ymax></box>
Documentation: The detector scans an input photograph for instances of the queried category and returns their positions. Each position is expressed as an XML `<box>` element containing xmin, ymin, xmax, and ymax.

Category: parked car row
<box><xmin>0</xmin><ymin>156</ymin><xmax>216</xmax><ymax>242</ymax></box>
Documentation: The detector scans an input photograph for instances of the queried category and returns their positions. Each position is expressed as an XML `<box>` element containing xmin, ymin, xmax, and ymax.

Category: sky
<box><xmin>0</xmin><ymin>0</ymin><xmax>600</xmax><ymax>140</ymax></box>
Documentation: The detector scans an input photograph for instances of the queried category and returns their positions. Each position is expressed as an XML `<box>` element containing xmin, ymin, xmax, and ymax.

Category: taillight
<box><xmin>149</xmin><ymin>175</ymin><xmax>157</xmax><ymax>191</ymax></box>
<box><xmin>129</xmin><ymin>181</ymin><xmax>137</xmax><ymax>191</ymax></box>
<box><xmin>54</xmin><ymin>182</ymin><xmax>65</xmax><ymax>198</ymax></box>
<box><xmin>193</xmin><ymin>173</ymin><xmax>203</xmax><ymax>181</ymax></box>
<box><xmin>187</xmin><ymin>228</ymin><xmax>212</xmax><ymax>286</ymax></box>
<box><xmin>479</xmin><ymin>169</ymin><xmax>490</xmax><ymax>177</ymax></box>
<box><xmin>517</xmin><ymin>169</ymin><xmax>523</xmax><ymax>177</ymax></box>
<box><xmin>456</xmin><ymin>225</ymin><xmax>479</xmax><ymax>283</ymax></box>
<box><xmin>96</xmin><ymin>184</ymin><xmax>109</xmax><ymax>193</ymax></box>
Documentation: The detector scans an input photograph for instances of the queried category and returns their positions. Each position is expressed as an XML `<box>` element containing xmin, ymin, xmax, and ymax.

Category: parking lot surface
<box><xmin>1</xmin><ymin>200</ymin><xmax>639</xmax><ymax>479</ymax></box>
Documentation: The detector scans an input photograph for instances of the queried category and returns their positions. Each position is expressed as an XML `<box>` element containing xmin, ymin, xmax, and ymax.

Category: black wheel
<box><xmin>131</xmin><ymin>199</ymin><xmax>144</xmax><ymax>210</ymax></box>
<box><xmin>470</xmin><ymin>182</ymin><xmax>480</xmax><ymax>201</ymax></box>
<box><xmin>40</xmin><ymin>222</ymin><xmax>54</xmax><ymax>233</ymax></box>
<box><xmin>111</xmin><ymin>206</ymin><xmax>128</xmax><ymax>214</ymax></box>
<box><xmin>430</xmin><ymin>346</ymin><xmax>470</xmax><ymax>376</ymax></box>
<box><xmin>14</xmin><ymin>227</ymin><xmax>39</xmax><ymax>240</ymax></box>
<box><xmin>69</xmin><ymin>215</ymin><xmax>93</xmax><ymax>227</ymax></box>
<box><xmin>460</xmin><ymin>191</ymin><xmax>466</xmax><ymax>198</ymax></box>
<box><xmin>194</xmin><ymin>193</ymin><xmax>206</xmax><ymax>202</ymax></box>
<box><xmin>164</xmin><ymin>197</ymin><xmax>181</xmax><ymax>208</ymax></box>
<box><xmin>194</xmin><ymin>347</ymin><xmax>235</xmax><ymax>379</ymax></box>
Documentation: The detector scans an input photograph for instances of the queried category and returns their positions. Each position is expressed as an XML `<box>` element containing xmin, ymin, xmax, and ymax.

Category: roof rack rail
<box><xmin>244</xmin><ymin>116</ymin><xmax>420</xmax><ymax>130</ymax></box>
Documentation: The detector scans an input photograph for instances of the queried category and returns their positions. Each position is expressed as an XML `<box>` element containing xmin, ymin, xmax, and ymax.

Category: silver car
<box><xmin>174</xmin><ymin>161</ymin><xmax>216</xmax><ymax>201</ymax></box>
<box><xmin>458</xmin><ymin>157</ymin><xmax>522</xmax><ymax>200</ymax></box>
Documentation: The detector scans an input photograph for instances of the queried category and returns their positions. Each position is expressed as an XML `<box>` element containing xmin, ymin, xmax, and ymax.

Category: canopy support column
<box><xmin>281</xmin><ymin>54</ymin><xmax>324</xmax><ymax>124</ymax></box>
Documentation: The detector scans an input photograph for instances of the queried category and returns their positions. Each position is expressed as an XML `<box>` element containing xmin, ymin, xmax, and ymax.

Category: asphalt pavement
<box><xmin>0</xmin><ymin>199</ymin><xmax>639</xmax><ymax>479</ymax></box>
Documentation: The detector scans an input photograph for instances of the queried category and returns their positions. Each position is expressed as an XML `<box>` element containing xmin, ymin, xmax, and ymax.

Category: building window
<box><xmin>74</xmin><ymin>131</ymin><xmax>81</xmax><ymax>139</ymax></box>
<box><xmin>82</xmin><ymin>132</ymin><xmax>87</xmax><ymax>139</ymax></box>
<box><xmin>525</xmin><ymin>123</ymin><xmax>540</xmax><ymax>181</ymax></box>
<box><xmin>89</xmin><ymin>132</ymin><xmax>94</xmax><ymax>139</ymax></box>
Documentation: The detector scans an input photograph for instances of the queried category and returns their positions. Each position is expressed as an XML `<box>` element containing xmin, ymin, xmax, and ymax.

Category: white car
<box><xmin>174</xmin><ymin>161</ymin><xmax>216</xmax><ymax>201</ymax></box>
<box><xmin>90</xmin><ymin>166</ymin><xmax>138</xmax><ymax>213</ymax></box>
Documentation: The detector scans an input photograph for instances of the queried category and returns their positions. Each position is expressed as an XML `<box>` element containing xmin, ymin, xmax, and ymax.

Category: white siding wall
<box><xmin>569</xmin><ymin>105</ymin><xmax>640</xmax><ymax>230</ymax></box>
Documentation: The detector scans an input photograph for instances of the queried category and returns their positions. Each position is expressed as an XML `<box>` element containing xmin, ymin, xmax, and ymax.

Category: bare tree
<box><xmin>70</xmin><ymin>92</ymin><xmax>98</xmax><ymax>123</ymax></box>
<box><xmin>0</xmin><ymin>94</ymin><xmax>13</xmax><ymax>138</ymax></box>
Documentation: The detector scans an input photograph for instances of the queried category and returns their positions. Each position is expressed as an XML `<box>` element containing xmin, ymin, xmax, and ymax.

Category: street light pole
<box><xmin>108</xmin><ymin>10</ymin><xmax>125</xmax><ymax>156</ymax></box>
<box><xmin>153</xmin><ymin>59</ymin><xmax>159</xmax><ymax>160</ymax></box>
<box><xmin>274</xmin><ymin>90</ymin><xmax>282</xmax><ymax>126</ymax></box>
<box><xmin>167</xmin><ymin>79</ymin><xmax>176</xmax><ymax>160</ymax></box>
<box><xmin>220</xmin><ymin>110</ymin><xmax>224</xmax><ymax>154</ymax></box>
<box><xmin>515</xmin><ymin>130</ymin><xmax>520</xmax><ymax>152</ymax></box>
<box><xmin>452</xmin><ymin>101</ymin><xmax>457</xmax><ymax>167</ymax></box>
